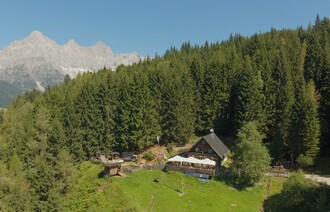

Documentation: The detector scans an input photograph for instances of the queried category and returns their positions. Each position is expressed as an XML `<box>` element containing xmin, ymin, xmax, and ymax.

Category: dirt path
<box><xmin>304</xmin><ymin>174</ymin><xmax>330</xmax><ymax>185</ymax></box>
<box><xmin>98</xmin><ymin>180</ymin><xmax>109</xmax><ymax>193</ymax></box>
<box><xmin>265</xmin><ymin>172</ymin><xmax>330</xmax><ymax>186</ymax></box>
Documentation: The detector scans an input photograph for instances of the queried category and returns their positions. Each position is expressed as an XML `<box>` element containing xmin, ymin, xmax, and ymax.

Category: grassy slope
<box><xmin>65</xmin><ymin>162</ymin><xmax>286</xmax><ymax>212</ymax></box>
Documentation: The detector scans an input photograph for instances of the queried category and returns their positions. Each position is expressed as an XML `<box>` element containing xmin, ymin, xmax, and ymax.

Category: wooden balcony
<box><xmin>185</xmin><ymin>152</ymin><xmax>219</xmax><ymax>160</ymax></box>
<box><xmin>166</xmin><ymin>164</ymin><xmax>216</xmax><ymax>176</ymax></box>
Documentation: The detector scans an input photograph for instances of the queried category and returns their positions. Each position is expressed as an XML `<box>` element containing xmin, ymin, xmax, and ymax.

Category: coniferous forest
<box><xmin>1</xmin><ymin>17</ymin><xmax>330</xmax><ymax>210</ymax></box>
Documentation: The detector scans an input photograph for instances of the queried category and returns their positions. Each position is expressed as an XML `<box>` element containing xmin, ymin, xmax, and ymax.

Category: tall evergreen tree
<box><xmin>0</xmin><ymin>156</ymin><xmax>34</xmax><ymax>211</ymax></box>
<box><xmin>231</xmin><ymin>56</ymin><xmax>265</xmax><ymax>133</ymax></box>
<box><xmin>304</xmin><ymin>21</ymin><xmax>325</xmax><ymax>89</ymax></box>
<box><xmin>130</xmin><ymin>72</ymin><xmax>160</xmax><ymax>150</ymax></box>
<box><xmin>290</xmin><ymin>81</ymin><xmax>320</xmax><ymax>165</ymax></box>
<box><xmin>189</xmin><ymin>58</ymin><xmax>205</xmax><ymax>132</ymax></box>
<box><xmin>200</xmin><ymin>61</ymin><xmax>229</xmax><ymax>133</ymax></box>
<box><xmin>231</xmin><ymin>122</ymin><xmax>271</xmax><ymax>186</ymax></box>
<box><xmin>115</xmin><ymin>70</ymin><xmax>160</xmax><ymax>151</ymax></box>
<box><xmin>270</xmin><ymin>49</ymin><xmax>295</xmax><ymax>161</ymax></box>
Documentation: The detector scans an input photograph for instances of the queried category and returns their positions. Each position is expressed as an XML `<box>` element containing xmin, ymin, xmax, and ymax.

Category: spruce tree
<box><xmin>232</xmin><ymin>56</ymin><xmax>265</xmax><ymax>132</ymax></box>
<box><xmin>231</xmin><ymin>122</ymin><xmax>271</xmax><ymax>186</ymax></box>
<box><xmin>130</xmin><ymin>72</ymin><xmax>160</xmax><ymax>150</ymax></box>
<box><xmin>74</xmin><ymin>78</ymin><xmax>105</xmax><ymax>157</ymax></box>
<box><xmin>200</xmin><ymin>61</ymin><xmax>229</xmax><ymax>133</ymax></box>
<box><xmin>160</xmin><ymin>63</ymin><xmax>195</xmax><ymax>143</ymax></box>
<box><xmin>290</xmin><ymin>81</ymin><xmax>320</xmax><ymax>166</ymax></box>
<box><xmin>304</xmin><ymin>32</ymin><xmax>324</xmax><ymax>88</ymax></box>
<box><xmin>189</xmin><ymin>58</ymin><xmax>205</xmax><ymax>132</ymax></box>
<box><xmin>271</xmin><ymin>49</ymin><xmax>295</xmax><ymax>161</ymax></box>
<box><xmin>114</xmin><ymin>71</ymin><xmax>133</xmax><ymax>150</ymax></box>
<box><xmin>115</xmin><ymin>70</ymin><xmax>160</xmax><ymax>151</ymax></box>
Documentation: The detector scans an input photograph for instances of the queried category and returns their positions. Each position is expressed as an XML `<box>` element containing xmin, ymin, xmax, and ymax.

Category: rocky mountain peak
<box><xmin>92</xmin><ymin>41</ymin><xmax>112</xmax><ymax>54</ymax></box>
<box><xmin>94</xmin><ymin>41</ymin><xmax>107</xmax><ymax>48</ymax></box>
<box><xmin>65</xmin><ymin>39</ymin><xmax>79</xmax><ymax>48</ymax></box>
<box><xmin>0</xmin><ymin>31</ymin><xmax>142</xmax><ymax>94</ymax></box>
<box><xmin>24</xmin><ymin>31</ymin><xmax>55</xmax><ymax>44</ymax></box>
<box><xmin>28</xmin><ymin>31</ymin><xmax>45</xmax><ymax>39</ymax></box>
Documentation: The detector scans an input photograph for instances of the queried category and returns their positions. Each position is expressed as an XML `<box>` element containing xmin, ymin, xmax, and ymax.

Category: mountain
<box><xmin>0</xmin><ymin>31</ymin><xmax>142</xmax><ymax>106</ymax></box>
<box><xmin>0</xmin><ymin>80</ymin><xmax>24</xmax><ymax>107</ymax></box>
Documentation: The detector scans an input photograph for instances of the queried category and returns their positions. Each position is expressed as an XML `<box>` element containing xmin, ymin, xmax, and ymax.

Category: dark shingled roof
<box><xmin>202</xmin><ymin>133</ymin><xmax>229</xmax><ymax>159</ymax></box>
<box><xmin>103</xmin><ymin>161</ymin><xmax>123</xmax><ymax>168</ymax></box>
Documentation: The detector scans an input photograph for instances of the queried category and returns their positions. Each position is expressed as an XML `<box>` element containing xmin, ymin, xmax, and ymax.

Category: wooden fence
<box><xmin>123</xmin><ymin>164</ymin><xmax>165</xmax><ymax>174</ymax></box>
<box><xmin>264</xmin><ymin>172</ymin><xmax>290</xmax><ymax>178</ymax></box>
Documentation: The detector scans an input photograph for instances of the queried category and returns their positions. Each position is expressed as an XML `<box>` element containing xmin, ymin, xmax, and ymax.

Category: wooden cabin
<box><xmin>166</xmin><ymin>132</ymin><xmax>229</xmax><ymax>178</ymax></box>
<box><xmin>184</xmin><ymin>132</ymin><xmax>230</xmax><ymax>170</ymax></box>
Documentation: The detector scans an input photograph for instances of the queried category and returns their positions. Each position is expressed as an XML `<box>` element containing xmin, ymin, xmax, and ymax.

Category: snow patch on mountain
<box><xmin>35</xmin><ymin>81</ymin><xmax>45</xmax><ymax>92</ymax></box>
<box><xmin>61</xmin><ymin>67</ymin><xmax>89</xmax><ymax>78</ymax></box>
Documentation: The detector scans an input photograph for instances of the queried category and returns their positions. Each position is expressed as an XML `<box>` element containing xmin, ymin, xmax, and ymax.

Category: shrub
<box><xmin>143</xmin><ymin>151</ymin><xmax>155</xmax><ymax>161</ymax></box>
<box><xmin>282</xmin><ymin>170</ymin><xmax>312</xmax><ymax>207</ymax></box>
<box><xmin>297</xmin><ymin>154</ymin><xmax>313</xmax><ymax>167</ymax></box>
<box><xmin>166</xmin><ymin>142</ymin><xmax>176</xmax><ymax>156</ymax></box>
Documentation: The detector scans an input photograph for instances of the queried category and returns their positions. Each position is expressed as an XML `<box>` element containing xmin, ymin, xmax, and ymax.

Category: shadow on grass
<box><xmin>153</xmin><ymin>171</ymin><xmax>184</xmax><ymax>194</ymax></box>
<box><xmin>213</xmin><ymin>174</ymin><xmax>248</xmax><ymax>191</ymax></box>
<box><xmin>154</xmin><ymin>178</ymin><xmax>181</xmax><ymax>194</ymax></box>
<box><xmin>98</xmin><ymin>170</ymin><xmax>107</xmax><ymax>178</ymax></box>
<box><xmin>263</xmin><ymin>193</ymin><xmax>290</xmax><ymax>212</ymax></box>
<box><xmin>263</xmin><ymin>180</ymin><xmax>330</xmax><ymax>211</ymax></box>
<box><xmin>305</xmin><ymin>151</ymin><xmax>330</xmax><ymax>175</ymax></box>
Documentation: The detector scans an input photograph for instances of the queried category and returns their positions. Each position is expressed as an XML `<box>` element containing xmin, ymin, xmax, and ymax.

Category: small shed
<box><xmin>104</xmin><ymin>162</ymin><xmax>123</xmax><ymax>176</ymax></box>
<box><xmin>95</xmin><ymin>151</ymin><xmax>124</xmax><ymax>177</ymax></box>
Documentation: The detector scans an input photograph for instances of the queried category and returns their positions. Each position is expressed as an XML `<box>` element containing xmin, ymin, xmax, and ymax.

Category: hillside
<box><xmin>65</xmin><ymin>162</ymin><xmax>272</xmax><ymax>211</ymax></box>
<box><xmin>0</xmin><ymin>80</ymin><xmax>24</xmax><ymax>107</ymax></box>
<box><xmin>0</xmin><ymin>17</ymin><xmax>330</xmax><ymax>211</ymax></box>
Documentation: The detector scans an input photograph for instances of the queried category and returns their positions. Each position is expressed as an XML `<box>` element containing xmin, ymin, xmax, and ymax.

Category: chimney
<box><xmin>210</xmin><ymin>128</ymin><xmax>214</xmax><ymax>133</ymax></box>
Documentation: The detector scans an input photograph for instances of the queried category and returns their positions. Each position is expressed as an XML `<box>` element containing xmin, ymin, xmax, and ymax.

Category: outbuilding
<box><xmin>104</xmin><ymin>162</ymin><xmax>123</xmax><ymax>176</ymax></box>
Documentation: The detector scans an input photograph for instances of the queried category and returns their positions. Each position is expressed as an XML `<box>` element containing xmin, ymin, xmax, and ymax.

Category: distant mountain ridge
<box><xmin>0</xmin><ymin>31</ymin><xmax>142</xmax><ymax>107</ymax></box>
<box><xmin>0</xmin><ymin>80</ymin><xmax>24</xmax><ymax>107</ymax></box>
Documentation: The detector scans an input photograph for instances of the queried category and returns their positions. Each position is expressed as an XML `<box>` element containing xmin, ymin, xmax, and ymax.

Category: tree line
<box><xmin>0</xmin><ymin>16</ymin><xmax>330</xmax><ymax>210</ymax></box>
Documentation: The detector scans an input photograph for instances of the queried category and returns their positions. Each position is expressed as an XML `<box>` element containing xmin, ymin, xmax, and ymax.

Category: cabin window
<box><xmin>208</xmin><ymin>149</ymin><xmax>213</xmax><ymax>154</ymax></box>
<box><xmin>195</xmin><ymin>148</ymin><xmax>199</xmax><ymax>152</ymax></box>
<box><xmin>202</xmin><ymin>140</ymin><xmax>205</xmax><ymax>145</ymax></box>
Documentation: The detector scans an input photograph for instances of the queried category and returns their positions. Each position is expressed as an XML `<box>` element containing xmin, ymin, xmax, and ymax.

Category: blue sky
<box><xmin>1</xmin><ymin>1</ymin><xmax>330</xmax><ymax>56</ymax></box>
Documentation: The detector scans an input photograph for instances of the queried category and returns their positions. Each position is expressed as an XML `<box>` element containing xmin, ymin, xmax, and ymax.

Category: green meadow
<box><xmin>65</xmin><ymin>162</ymin><xmax>286</xmax><ymax>212</ymax></box>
